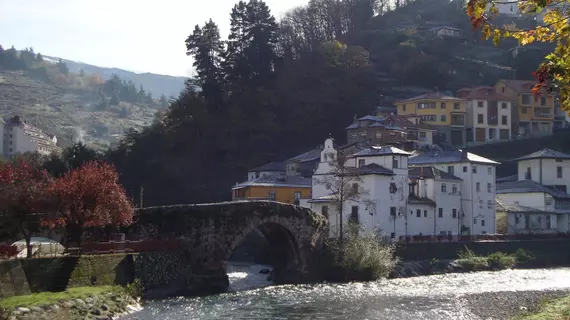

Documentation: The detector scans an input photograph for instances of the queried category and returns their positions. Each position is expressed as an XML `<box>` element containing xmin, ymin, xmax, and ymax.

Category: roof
<box><xmin>233</xmin><ymin>174</ymin><xmax>311</xmax><ymax>189</ymax></box>
<box><xmin>496</xmin><ymin>174</ymin><xmax>518</xmax><ymax>183</ymax></box>
<box><xmin>248</xmin><ymin>162</ymin><xmax>285</xmax><ymax>173</ymax></box>
<box><xmin>395</xmin><ymin>92</ymin><xmax>466</xmax><ymax>104</ymax></box>
<box><xmin>307</xmin><ymin>194</ymin><xmax>337</xmax><ymax>203</ymax></box>
<box><xmin>357</xmin><ymin>115</ymin><xmax>385</xmax><ymax>122</ymax></box>
<box><xmin>499</xmin><ymin>80</ymin><xmax>538</xmax><ymax>93</ymax></box>
<box><xmin>408</xmin><ymin>195</ymin><xmax>437</xmax><ymax>206</ymax></box>
<box><xmin>409</xmin><ymin>166</ymin><xmax>462</xmax><ymax>181</ymax></box>
<box><xmin>496</xmin><ymin>179</ymin><xmax>570</xmax><ymax>199</ymax></box>
<box><xmin>409</xmin><ymin>150</ymin><xmax>500</xmax><ymax>165</ymax></box>
<box><xmin>383</xmin><ymin>114</ymin><xmax>434</xmax><ymax>131</ymax></box>
<box><xmin>428</xmin><ymin>26</ymin><xmax>462</xmax><ymax>31</ymax></box>
<box><xmin>495</xmin><ymin>199</ymin><xmax>556</xmax><ymax>214</ymax></box>
<box><xmin>287</xmin><ymin>148</ymin><xmax>322</xmax><ymax>163</ymax></box>
<box><xmin>513</xmin><ymin>148</ymin><xmax>570</xmax><ymax>162</ymax></box>
<box><xmin>352</xmin><ymin>146</ymin><xmax>412</xmax><ymax>157</ymax></box>
<box><xmin>346</xmin><ymin>163</ymin><xmax>394</xmax><ymax>176</ymax></box>
<box><xmin>458</xmin><ymin>86</ymin><xmax>514</xmax><ymax>101</ymax></box>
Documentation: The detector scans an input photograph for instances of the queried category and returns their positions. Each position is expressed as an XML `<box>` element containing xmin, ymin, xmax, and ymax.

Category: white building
<box><xmin>408</xmin><ymin>150</ymin><xmax>500</xmax><ymax>235</ymax></box>
<box><xmin>457</xmin><ymin>86</ymin><xmax>514</xmax><ymax>144</ymax></box>
<box><xmin>496</xmin><ymin>149</ymin><xmax>570</xmax><ymax>234</ymax></box>
<box><xmin>2</xmin><ymin>116</ymin><xmax>61</xmax><ymax>158</ymax></box>
<box><xmin>308</xmin><ymin>138</ymin><xmax>410</xmax><ymax>240</ymax></box>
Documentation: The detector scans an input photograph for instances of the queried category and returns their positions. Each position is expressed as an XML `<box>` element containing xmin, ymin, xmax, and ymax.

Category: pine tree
<box><xmin>223</xmin><ymin>1</ymin><xmax>248</xmax><ymax>82</ymax></box>
<box><xmin>110</xmin><ymin>92</ymin><xmax>120</xmax><ymax>106</ymax></box>
<box><xmin>56</xmin><ymin>59</ymin><xmax>69</xmax><ymax>75</ymax></box>
<box><xmin>159</xmin><ymin>94</ymin><xmax>169</xmax><ymax>108</ymax></box>
<box><xmin>186</xmin><ymin>19</ymin><xmax>225</xmax><ymax>107</ymax></box>
<box><xmin>0</xmin><ymin>45</ymin><xmax>4</xmax><ymax>68</ymax></box>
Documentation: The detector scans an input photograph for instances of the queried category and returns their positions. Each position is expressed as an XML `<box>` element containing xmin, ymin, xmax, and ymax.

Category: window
<box><xmin>558</xmin><ymin>166</ymin><xmax>563</xmax><ymax>178</ymax></box>
<box><xmin>481</xmin><ymin>219</ymin><xmax>486</xmax><ymax>226</ymax></box>
<box><xmin>393</xmin><ymin>157</ymin><xmax>399</xmax><ymax>169</ymax></box>
<box><xmin>438</xmin><ymin>208</ymin><xmax>443</xmax><ymax>218</ymax></box>
<box><xmin>489</xmin><ymin>128</ymin><xmax>495</xmax><ymax>139</ymax></box>
<box><xmin>557</xmin><ymin>159</ymin><xmax>563</xmax><ymax>163</ymax></box>
<box><xmin>255</xmin><ymin>172</ymin><xmax>260</xmax><ymax>178</ymax></box>
<box><xmin>515</xmin><ymin>215</ymin><xmax>520</xmax><ymax>224</ymax></box>
<box><xmin>526</xmin><ymin>167</ymin><xmax>532</xmax><ymax>180</ymax></box>
<box><xmin>473</xmin><ymin>165</ymin><xmax>477</xmax><ymax>174</ymax></box>
<box><xmin>541</xmin><ymin>97</ymin><xmax>546</xmax><ymax>105</ymax></box>
<box><xmin>452</xmin><ymin>209</ymin><xmax>457</xmax><ymax>218</ymax></box>
<box><xmin>419</xmin><ymin>131</ymin><xmax>427</xmax><ymax>138</ymax></box>
<box><xmin>351</xmin><ymin>206</ymin><xmax>359</xmax><ymax>223</ymax></box>
<box><xmin>537</xmin><ymin>216</ymin><xmax>542</xmax><ymax>225</ymax></box>
<box><xmin>463</xmin><ymin>166</ymin><xmax>468</xmax><ymax>173</ymax></box>
<box><xmin>403</xmin><ymin>104</ymin><xmax>406</xmax><ymax>111</ymax></box>
<box><xmin>441</xmin><ymin>102</ymin><xmax>446</xmax><ymax>109</ymax></box>
<box><xmin>376</xmin><ymin>132</ymin><xmax>382</xmax><ymax>139</ymax></box>
<box><xmin>522</xmin><ymin>94</ymin><xmax>531</xmax><ymax>105</ymax></box>
<box><xmin>454</xmin><ymin>103</ymin><xmax>460</xmax><ymax>109</ymax></box>
<box><xmin>546</xmin><ymin>198</ymin><xmax>553</xmax><ymax>206</ymax></box>
<box><xmin>487</xmin><ymin>183</ymin><xmax>492</xmax><ymax>193</ymax></box>
<box><xmin>390</xmin><ymin>206</ymin><xmax>397</xmax><ymax>217</ymax></box>
<box><xmin>452</xmin><ymin>185</ymin><xmax>458</xmax><ymax>194</ymax></box>
<box><xmin>268</xmin><ymin>191</ymin><xmax>276</xmax><ymax>201</ymax></box>
<box><xmin>447</xmin><ymin>166</ymin><xmax>454</xmax><ymax>175</ymax></box>
<box><xmin>441</xmin><ymin>183</ymin><xmax>447</xmax><ymax>192</ymax></box>
<box><xmin>501</xmin><ymin>102</ymin><xmax>507</xmax><ymax>109</ymax></box>
<box><xmin>522</xmin><ymin>107</ymin><xmax>527</xmax><ymax>114</ymax></box>
<box><xmin>420</xmin><ymin>115</ymin><xmax>436</xmax><ymax>121</ymax></box>
<box><xmin>479</xmin><ymin>200</ymin><xmax>483</xmax><ymax>208</ymax></box>
<box><xmin>488</xmin><ymin>167</ymin><xmax>492</xmax><ymax>175</ymax></box>
<box><xmin>424</xmin><ymin>210</ymin><xmax>428</xmax><ymax>217</ymax></box>
<box><xmin>440</xmin><ymin>115</ymin><xmax>447</xmax><ymax>122</ymax></box>
<box><xmin>352</xmin><ymin>183</ymin><xmax>359</xmax><ymax>194</ymax></box>
<box><xmin>477</xmin><ymin>114</ymin><xmax>484</xmax><ymax>124</ymax></box>
<box><xmin>487</xmin><ymin>200</ymin><xmax>492</xmax><ymax>209</ymax></box>
<box><xmin>546</xmin><ymin>215</ymin><xmax>551</xmax><ymax>229</ymax></box>
<box><xmin>476</xmin><ymin>182</ymin><xmax>480</xmax><ymax>192</ymax></box>
<box><xmin>474</xmin><ymin>218</ymin><xmax>477</xmax><ymax>224</ymax></box>
<box><xmin>501</xmin><ymin>87</ymin><xmax>505</xmax><ymax>93</ymax></box>
<box><xmin>477</xmin><ymin>101</ymin><xmax>483</xmax><ymax>107</ymax></box>
<box><xmin>418</xmin><ymin>102</ymin><xmax>436</xmax><ymax>109</ymax></box>
<box><xmin>358</xmin><ymin>159</ymin><xmax>366</xmax><ymax>167</ymax></box>
<box><xmin>501</xmin><ymin>115</ymin><xmax>507</xmax><ymax>125</ymax></box>
<box><xmin>294</xmin><ymin>192</ymin><xmax>301</xmax><ymax>204</ymax></box>
<box><xmin>321</xmin><ymin>206</ymin><xmax>329</xmax><ymax>219</ymax></box>
<box><xmin>416</xmin><ymin>209</ymin><xmax>421</xmax><ymax>217</ymax></box>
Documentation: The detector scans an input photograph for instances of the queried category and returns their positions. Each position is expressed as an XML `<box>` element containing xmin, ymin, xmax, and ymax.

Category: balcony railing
<box><xmin>534</xmin><ymin>112</ymin><xmax>553</xmax><ymax>119</ymax></box>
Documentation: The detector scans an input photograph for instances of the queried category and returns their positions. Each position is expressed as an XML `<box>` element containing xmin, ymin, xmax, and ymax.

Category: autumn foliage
<box><xmin>0</xmin><ymin>159</ymin><xmax>51</xmax><ymax>257</ymax></box>
<box><xmin>42</xmin><ymin>161</ymin><xmax>134</xmax><ymax>246</ymax></box>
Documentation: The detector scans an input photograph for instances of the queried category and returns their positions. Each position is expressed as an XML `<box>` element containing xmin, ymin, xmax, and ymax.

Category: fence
<box><xmin>394</xmin><ymin>233</ymin><xmax>570</xmax><ymax>243</ymax></box>
<box><xmin>0</xmin><ymin>239</ymin><xmax>180</xmax><ymax>260</ymax></box>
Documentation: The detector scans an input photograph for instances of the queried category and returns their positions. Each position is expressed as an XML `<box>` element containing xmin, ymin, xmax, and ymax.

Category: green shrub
<box><xmin>457</xmin><ymin>257</ymin><xmax>489</xmax><ymax>271</ymax></box>
<box><xmin>514</xmin><ymin>248</ymin><xmax>535</xmax><ymax>264</ymax></box>
<box><xmin>321</xmin><ymin>223</ymin><xmax>399</xmax><ymax>282</ymax></box>
<box><xmin>486</xmin><ymin>252</ymin><xmax>516</xmax><ymax>269</ymax></box>
<box><xmin>125</xmin><ymin>279</ymin><xmax>143</xmax><ymax>298</ymax></box>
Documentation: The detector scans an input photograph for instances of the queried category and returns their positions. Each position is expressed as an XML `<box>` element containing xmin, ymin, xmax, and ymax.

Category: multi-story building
<box><xmin>457</xmin><ymin>86</ymin><xmax>514</xmax><ymax>144</ymax></box>
<box><xmin>496</xmin><ymin>148</ymin><xmax>570</xmax><ymax>234</ymax></box>
<box><xmin>409</xmin><ymin>150</ymin><xmax>500</xmax><ymax>235</ymax></box>
<box><xmin>247</xmin><ymin>162</ymin><xmax>285</xmax><ymax>181</ymax></box>
<box><xmin>2</xmin><ymin>115</ymin><xmax>61</xmax><ymax>158</ymax></box>
<box><xmin>346</xmin><ymin>114</ymin><xmax>435</xmax><ymax>149</ymax></box>
<box><xmin>395</xmin><ymin>92</ymin><xmax>468</xmax><ymax>146</ymax></box>
<box><xmin>495</xmin><ymin>80</ymin><xmax>555</xmax><ymax>137</ymax></box>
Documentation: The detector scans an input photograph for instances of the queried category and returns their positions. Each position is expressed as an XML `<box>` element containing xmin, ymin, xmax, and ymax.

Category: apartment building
<box><xmin>495</xmin><ymin>80</ymin><xmax>555</xmax><ymax>137</ymax></box>
<box><xmin>2</xmin><ymin>115</ymin><xmax>61</xmax><ymax>158</ymax></box>
<box><xmin>395</xmin><ymin>92</ymin><xmax>468</xmax><ymax>147</ymax></box>
<box><xmin>457</xmin><ymin>86</ymin><xmax>514</xmax><ymax>144</ymax></box>
<box><xmin>409</xmin><ymin>150</ymin><xmax>500</xmax><ymax>235</ymax></box>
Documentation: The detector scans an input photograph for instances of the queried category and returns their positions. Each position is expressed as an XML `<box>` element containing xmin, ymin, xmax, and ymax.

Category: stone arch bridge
<box><xmin>129</xmin><ymin>201</ymin><xmax>327</xmax><ymax>294</ymax></box>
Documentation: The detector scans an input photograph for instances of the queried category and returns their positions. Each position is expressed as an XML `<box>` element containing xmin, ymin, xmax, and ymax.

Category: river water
<box><xmin>122</xmin><ymin>265</ymin><xmax>570</xmax><ymax>320</ymax></box>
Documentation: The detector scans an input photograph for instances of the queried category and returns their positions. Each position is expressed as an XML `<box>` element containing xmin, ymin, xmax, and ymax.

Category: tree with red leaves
<box><xmin>0</xmin><ymin>160</ymin><xmax>51</xmax><ymax>258</ymax></box>
<box><xmin>43</xmin><ymin>161</ymin><xmax>134</xmax><ymax>247</ymax></box>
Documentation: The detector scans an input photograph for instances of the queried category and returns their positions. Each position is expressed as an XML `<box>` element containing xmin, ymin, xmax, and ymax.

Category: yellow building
<box><xmin>395</xmin><ymin>92</ymin><xmax>468</xmax><ymax>146</ymax></box>
<box><xmin>494</xmin><ymin>80</ymin><xmax>555</xmax><ymax>137</ymax></box>
<box><xmin>232</xmin><ymin>174</ymin><xmax>312</xmax><ymax>205</ymax></box>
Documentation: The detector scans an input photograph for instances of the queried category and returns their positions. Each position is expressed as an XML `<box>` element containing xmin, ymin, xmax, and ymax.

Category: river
<box><xmin>122</xmin><ymin>265</ymin><xmax>570</xmax><ymax>320</ymax></box>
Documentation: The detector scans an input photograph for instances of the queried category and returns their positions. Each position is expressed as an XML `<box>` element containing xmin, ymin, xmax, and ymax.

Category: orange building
<box><xmin>231</xmin><ymin>174</ymin><xmax>312</xmax><ymax>205</ymax></box>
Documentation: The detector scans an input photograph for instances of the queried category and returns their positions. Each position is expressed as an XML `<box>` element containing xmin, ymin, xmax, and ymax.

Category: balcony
<box><xmin>533</xmin><ymin>108</ymin><xmax>553</xmax><ymax>120</ymax></box>
<box><xmin>451</xmin><ymin>115</ymin><xmax>465</xmax><ymax>126</ymax></box>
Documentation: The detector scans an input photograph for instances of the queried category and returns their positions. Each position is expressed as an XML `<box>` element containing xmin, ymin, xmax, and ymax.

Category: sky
<box><xmin>0</xmin><ymin>0</ymin><xmax>308</xmax><ymax>77</ymax></box>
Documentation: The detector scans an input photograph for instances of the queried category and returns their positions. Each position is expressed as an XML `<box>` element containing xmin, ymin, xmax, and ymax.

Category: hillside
<box><xmin>43</xmin><ymin>55</ymin><xmax>187</xmax><ymax>98</ymax></box>
<box><xmin>0</xmin><ymin>69</ymin><xmax>156</xmax><ymax>150</ymax></box>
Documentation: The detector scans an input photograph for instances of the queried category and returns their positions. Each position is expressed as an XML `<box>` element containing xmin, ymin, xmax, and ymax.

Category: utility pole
<box><xmin>139</xmin><ymin>185</ymin><xmax>144</xmax><ymax>208</ymax></box>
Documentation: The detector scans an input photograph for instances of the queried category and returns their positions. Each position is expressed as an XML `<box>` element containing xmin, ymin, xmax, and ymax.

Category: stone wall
<box><xmin>396</xmin><ymin>239</ymin><xmax>570</xmax><ymax>264</ymax></box>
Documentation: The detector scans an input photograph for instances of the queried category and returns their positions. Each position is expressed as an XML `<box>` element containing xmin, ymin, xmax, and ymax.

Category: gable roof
<box><xmin>395</xmin><ymin>92</ymin><xmax>466</xmax><ymax>104</ymax></box>
<box><xmin>496</xmin><ymin>179</ymin><xmax>570</xmax><ymax>199</ymax></box>
<box><xmin>499</xmin><ymin>80</ymin><xmax>537</xmax><ymax>93</ymax></box>
<box><xmin>495</xmin><ymin>199</ymin><xmax>556</xmax><ymax>214</ymax></box>
<box><xmin>457</xmin><ymin>86</ymin><xmax>514</xmax><ymax>101</ymax></box>
<box><xmin>352</xmin><ymin>146</ymin><xmax>412</xmax><ymax>157</ymax></box>
<box><xmin>513</xmin><ymin>148</ymin><xmax>570</xmax><ymax>162</ymax></box>
<box><xmin>409</xmin><ymin>150</ymin><xmax>500</xmax><ymax>165</ymax></box>
<box><xmin>383</xmin><ymin>114</ymin><xmax>434</xmax><ymax>130</ymax></box>
<box><xmin>409</xmin><ymin>166</ymin><xmax>462</xmax><ymax>181</ymax></box>
<box><xmin>233</xmin><ymin>174</ymin><xmax>311</xmax><ymax>189</ymax></box>
<box><xmin>287</xmin><ymin>148</ymin><xmax>322</xmax><ymax>163</ymax></box>
<box><xmin>346</xmin><ymin>163</ymin><xmax>394</xmax><ymax>176</ymax></box>
<box><xmin>248</xmin><ymin>162</ymin><xmax>285</xmax><ymax>173</ymax></box>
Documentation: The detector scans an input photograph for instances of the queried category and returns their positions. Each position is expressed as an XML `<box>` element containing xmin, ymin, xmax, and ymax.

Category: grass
<box><xmin>515</xmin><ymin>296</ymin><xmax>570</xmax><ymax>320</ymax></box>
<box><xmin>0</xmin><ymin>286</ymin><xmax>123</xmax><ymax>311</ymax></box>
<box><xmin>456</xmin><ymin>247</ymin><xmax>530</xmax><ymax>272</ymax></box>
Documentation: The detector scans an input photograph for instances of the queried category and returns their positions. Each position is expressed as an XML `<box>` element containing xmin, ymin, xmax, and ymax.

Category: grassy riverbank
<box><xmin>0</xmin><ymin>285</ymin><xmax>141</xmax><ymax>320</ymax></box>
<box><xmin>514</xmin><ymin>295</ymin><xmax>570</xmax><ymax>319</ymax></box>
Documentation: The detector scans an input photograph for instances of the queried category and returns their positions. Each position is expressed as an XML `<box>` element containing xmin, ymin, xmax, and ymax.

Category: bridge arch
<box><xmin>130</xmin><ymin>201</ymin><xmax>327</xmax><ymax>293</ymax></box>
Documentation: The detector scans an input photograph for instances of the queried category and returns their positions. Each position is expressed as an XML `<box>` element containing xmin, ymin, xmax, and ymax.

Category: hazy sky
<box><xmin>0</xmin><ymin>0</ymin><xmax>308</xmax><ymax>77</ymax></box>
